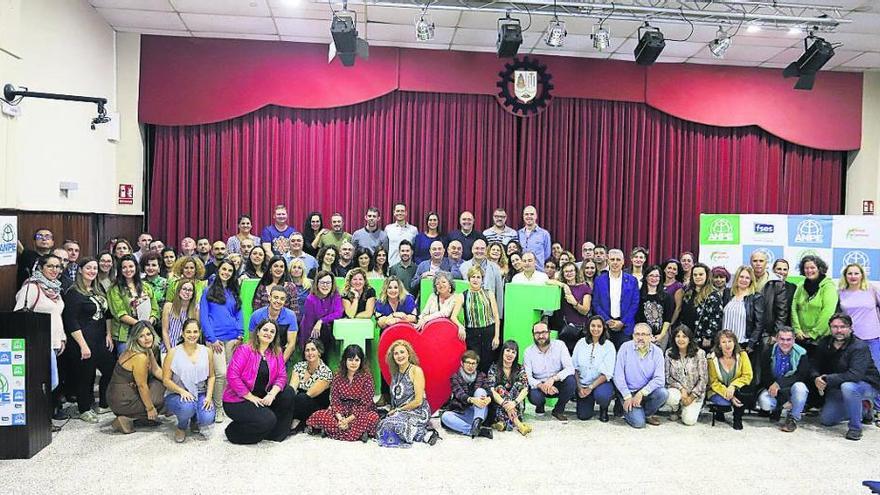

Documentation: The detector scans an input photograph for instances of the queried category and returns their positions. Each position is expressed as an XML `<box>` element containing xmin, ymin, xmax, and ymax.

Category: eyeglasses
<box><xmin>318</xmin><ymin>280</ymin><xmax>333</xmax><ymax>286</ymax></box>
<box><xmin>463</xmin><ymin>361</ymin><xmax>478</xmax><ymax>366</ymax></box>
<box><xmin>35</xmin><ymin>233</ymin><xmax>53</xmax><ymax>240</ymax></box>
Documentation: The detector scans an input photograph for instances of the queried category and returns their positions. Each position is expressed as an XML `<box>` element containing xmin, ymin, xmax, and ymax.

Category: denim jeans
<box><xmin>623</xmin><ymin>388</ymin><xmax>669</xmax><ymax>428</ymax></box>
<box><xmin>757</xmin><ymin>382</ymin><xmax>808</xmax><ymax>420</ymax></box>
<box><xmin>820</xmin><ymin>381</ymin><xmax>878</xmax><ymax>431</ymax></box>
<box><xmin>165</xmin><ymin>392</ymin><xmax>216</xmax><ymax>429</ymax></box>
<box><xmin>528</xmin><ymin>375</ymin><xmax>577</xmax><ymax>414</ymax></box>
<box><xmin>440</xmin><ymin>388</ymin><xmax>489</xmax><ymax>435</ymax></box>
<box><xmin>575</xmin><ymin>382</ymin><xmax>614</xmax><ymax>420</ymax></box>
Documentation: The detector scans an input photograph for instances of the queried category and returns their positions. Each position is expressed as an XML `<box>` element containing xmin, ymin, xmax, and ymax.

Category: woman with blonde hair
<box><xmin>722</xmin><ymin>266</ymin><xmax>765</xmax><ymax>354</ymax></box>
<box><xmin>342</xmin><ymin>267</ymin><xmax>376</xmax><ymax>319</ymax></box>
<box><xmin>376</xmin><ymin>340</ymin><xmax>437</xmax><ymax>447</ymax></box>
<box><xmin>487</xmin><ymin>242</ymin><xmax>509</xmax><ymax>280</ymax></box>
<box><xmin>374</xmin><ymin>276</ymin><xmax>418</xmax><ymax>406</ymax></box>
<box><xmin>838</xmin><ymin>263</ymin><xmax>880</xmax><ymax>371</ymax></box>
<box><xmin>107</xmin><ymin>322</ymin><xmax>166</xmax><ymax>434</ymax></box>
<box><xmin>167</xmin><ymin>255</ymin><xmax>207</xmax><ymax>301</ymax></box>
<box><xmin>288</xmin><ymin>258</ymin><xmax>312</xmax><ymax>314</ymax></box>
<box><xmin>707</xmin><ymin>329</ymin><xmax>754</xmax><ymax>430</ymax></box>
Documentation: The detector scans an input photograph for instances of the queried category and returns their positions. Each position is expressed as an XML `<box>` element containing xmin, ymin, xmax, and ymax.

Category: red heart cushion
<box><xmin>378</xmin><ymin>319</ymin><xmax>466</xmax><ymax>413</ymax></box>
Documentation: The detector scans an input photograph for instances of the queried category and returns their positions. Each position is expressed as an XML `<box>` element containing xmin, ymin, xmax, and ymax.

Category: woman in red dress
<box><xmin>306</xmin><ymin>344</ymin><xmax>378</xmax><ymax>441</ymax></box>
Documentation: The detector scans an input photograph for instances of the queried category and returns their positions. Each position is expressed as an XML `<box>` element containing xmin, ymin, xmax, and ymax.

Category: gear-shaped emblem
<box><xmin>496</xmin><ymin>56</ymin><xmax>553</xmax><ymax>117</ymax></box>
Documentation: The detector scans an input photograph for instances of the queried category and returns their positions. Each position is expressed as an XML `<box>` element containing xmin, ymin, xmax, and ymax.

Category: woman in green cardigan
<box><xmin>791</xmin><ymin>255</ymin><xmax>838</xmax><ymax>355</ymax></box>
<box><xmin>108</xmin><ymin>254</ymin><xmax>160</xmax><ymax>354</ymax></box>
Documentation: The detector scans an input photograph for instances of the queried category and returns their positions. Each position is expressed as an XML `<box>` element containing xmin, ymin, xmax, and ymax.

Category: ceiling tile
<box><xmin>457</xmin><ymin>11</ymin><xmax>508</xmax><ymax>30</ymax></box>
<box><xmin>841</xmin><ymin>51</ymin><xmax>880</xmax><ymax>67</ymax></box>
<box><xmin>89</xmin><ymin>0</ymin><xmax>173</xmax><ymax>10</ymax></box>
<box><xmin>367</xmin><ymin>23</ymin><xmax>456</xmax><ymax>44</ymax></box>
<box><xmin>687</xmin><ymin>58</ymin><xmax>769</xmax><ymax>67</ymax></box>
<box><xmin>276</xmin><ymin>17</ymin><xmax>329</xmax><ymax>37</ymax></box>
<box><xmin>734</xmin><ymin>32</ymin><xmax>802</xmax><ymax>48</ymax></box>
<box><xmin>449</xmin><ymin>44</ymin><xmax>499</xmax><ymax>54</ymax></box>
<box><xmin>116</xmin><ymin>28</ymin><xmax>190</xmax><ymax>37</ymax></box>
<box><xmin>370</xmin><ymin>40</ymin><xmax>450</xmax><ymax>50</ymax></box>
<box><xmin>824</xmin><ymin>31</ymin><xmax>880</xmax><ymax>51</ymax></box>
<box><xmin>656</xmin><ymin>41</ymin><xmax>705</xmax><ymax>58</ymax></box>
<box><xmin>192</xmin><ymin>32</ymin><xmax>280</xmax><ymax>41</ymax></box>
<box><xmin>693</xmin><ymin>43</ymin><xmax>785</xmax><ymax>62</ymax></box>
<box><xmin>827</xmin><ymin>49</ymin><xmax>868</xmax><ymax>68</ymax></box>
<box><xmin>655</xmin><ymin>56</ymin><xmax>687</xmax><ymax>64</ymax></box>
<box><xmin>269</xmin><ymin>0</ymin><xmax>364</xmax><ymax>18</ymax></box>
<box><xmin>179</xmin><ymin>13</ymin><xmax>277</xmax><ymax>34</ymax></box>
<box><xmin>280</xmin><ymin>35</ymin><xmax>330</xmax><ymax>44</ymax></box>
<box><xmin>172</xmin><ymin>0</ymin><xmax>270</xmax><ymax>16</ymax></box>
<box><xmin>96</xmin><ymin>8</ymin><xmax>186</xmax><ymax>29</ymax></box>
<box><xmin>766</xmin><ymin>47</ymin><xmax>805</xmax><ymax>64</ymax></box>
<box><xmin>844</xmin><ymin>12</ymin><xmax>880</xmax><ymax>34</ymax></box>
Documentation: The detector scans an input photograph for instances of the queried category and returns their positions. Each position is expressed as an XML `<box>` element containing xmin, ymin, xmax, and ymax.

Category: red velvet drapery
<box><xmin>148</xmin><ymin>91</ymin><xmax>843</xmax><ymax>260</ymax></box>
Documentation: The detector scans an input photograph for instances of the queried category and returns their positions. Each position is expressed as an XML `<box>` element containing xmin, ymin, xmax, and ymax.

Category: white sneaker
<box><xmin>92</xmin><ymin>405</ymin><xmax>112</xmax><ymax>415</ymax></box>
<box><xmin>78</xmin><ymin>410</ymin><xmax>100</xmax><ymax>423</ymax></box>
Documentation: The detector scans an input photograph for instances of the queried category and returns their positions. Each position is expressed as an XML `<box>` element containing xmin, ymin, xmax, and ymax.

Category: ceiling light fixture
<box><xmin>708</xmin><ymin>26</ymin><xmax>732</xmax><ymax>58</ymax></box>
<box><xmin>544</xmin><ymin>0</ymin><xmax>566</xmax><ymax>47</ymax></box>
<box><xmin>415</xmin><ymin>13</ymin><xmax>435</xmax><ymax>41</ymax></box>
<box><xmin>496</xmin><ymin>12</ymin><xmax>523</xmax><ymax>58</ymax></box>
<box><xmin>329</xmin><ymin>8</ymin><xmax>369</xmax><ymax>67</ymax></box>
<box><xmin>634</xmin><ymin>22</ymin><xmax>665</xmax><ymax>66</ymax></box>
<box><xmin>591</xmin><ymin>2</ymin><xmax>615</xmax><ymax>52</ymax></box>
<box><xmin>783</xmin><ymin>33</ymin><xmax>836</xmax><ymax>90</ymax></box>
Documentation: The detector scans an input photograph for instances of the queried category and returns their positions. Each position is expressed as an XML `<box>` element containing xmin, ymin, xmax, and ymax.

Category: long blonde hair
<box><xmin>839</xmin><ymin>263</ymin><xmax>868</xmax><ymax>291</ymax></box>
<box><xmin>731</xmin><ymin>265</ymin><xmax>757</xmax><ymax>297</ymax></box>
<box><xmin>288</xmin><ymin>258</ymin><xmax>312</xmax><ymax>289</ymax></box>
<box><xmin>379</xmin><ymin>275</ymin><xmax>410</xmax><ymax>304</ymax></box>
<box><xmin>385</xmin><ymin>339</ymin><xmax>419</xmax><ymax>375</ymax></box>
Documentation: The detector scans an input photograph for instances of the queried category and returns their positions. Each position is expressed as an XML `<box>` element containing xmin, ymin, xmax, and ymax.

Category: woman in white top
<box><xmin>162</xmin><ymin>319</ymin><xmax>216</xmax><ymax>442</ymax></box>
<box><xmin>571</xmin><ymin>316</ymin><xmax>616</xmax><ymax>422</ymax></box>
<box><xmin>416</xmin><ymin>271</ymin><xmax>464</xmax><ymax>340</ymax></box>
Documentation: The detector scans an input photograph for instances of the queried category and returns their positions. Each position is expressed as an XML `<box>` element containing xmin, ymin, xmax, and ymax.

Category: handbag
<box><xmin>14</xmin><ymin>282</ymin><xmax>41</xmax><ymax>312</ymax></box>
<box><xmin>558</xmin><ymin>322</ymin><xmax>584</xmax><ymax>342</ymax></box>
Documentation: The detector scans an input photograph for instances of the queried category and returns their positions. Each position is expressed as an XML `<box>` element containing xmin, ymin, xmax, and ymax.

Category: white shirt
<box><xmin>384</xmin><ymin>222</ymin><xmax>418</xmax><ymax>266</ymax></box>
<box><xmin>512</xmin><ymin>271</ymin><xmax>549</xmax><ymax>285</ymax></box>
<box><xmin>609</xmin><ymin>271</ymin><xmax>623</xmax><ymax>318</ymax></box>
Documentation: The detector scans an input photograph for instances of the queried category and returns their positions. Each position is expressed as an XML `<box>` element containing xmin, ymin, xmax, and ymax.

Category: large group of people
<box><xmin>12</xmin><ymin>203</ymin><xmax>880</xmax><ymax>446</ymax></box>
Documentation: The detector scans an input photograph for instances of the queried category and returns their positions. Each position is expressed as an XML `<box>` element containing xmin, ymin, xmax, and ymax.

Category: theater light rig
<box><xmin>2</xmin><ymin>83</ymin><xmax>110</xmax><ymax>129</ymax></box>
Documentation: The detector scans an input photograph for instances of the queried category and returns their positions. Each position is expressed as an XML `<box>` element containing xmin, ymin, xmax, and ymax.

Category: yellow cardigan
<box><xmin>707</xmin><ymin>351</ymin><xmax>752</xmax><ymax>399</ymax></box>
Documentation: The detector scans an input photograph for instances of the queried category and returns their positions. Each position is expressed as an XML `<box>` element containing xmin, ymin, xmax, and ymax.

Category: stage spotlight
<box><xmin>591</xmin><ymin>24</ymin><xmax>611</xmax><ymax>51</ymax></box>
<box><xmin>545</xmin><ymin>18</ymin><xmax>567</xmax><ymax>47</ymax></box>
<box><xmin>329</xmin><ymin>10</ymin><xmax>369</xmax><ymax>66</ymax></box>
<box><xmin>497</xmin><ymin>13</ymin><xmax>523</xmax><ymax>58</ymax></box>
<box><xmin>708</xmin><ymin>27</ymin><xmax>731</xmax><ymax>58</ymax></box>
<box><xmin>415</xmin><ymin>14</ymin><xmax>435</xmax><ymax>41</ymax></box>
<box><xmin>783</xmin><ymin>34</ymin><xmax>835</xmax><ymax>90</ymax></box>
<box><xmin>634</xmin><ymin>23</ymin><xmax>665</xmax><ymax>65</ymax></box>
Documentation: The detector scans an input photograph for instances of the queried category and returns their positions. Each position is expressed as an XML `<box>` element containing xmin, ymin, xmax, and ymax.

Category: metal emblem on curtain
<box><xmin>496</xmin><ymin>57</ymin><xmax>553</xmax><ymax>117</ymax></box>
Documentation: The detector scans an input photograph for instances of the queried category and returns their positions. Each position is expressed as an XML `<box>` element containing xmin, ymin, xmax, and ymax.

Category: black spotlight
<box><xmin>783</xmin><ymin>35</ymin><xmax>835</xmax><ymax>90</ymax></box>
<box><xmin>330</xmin><ymin>11</ymin><xmax>369</xmax><ymax>66</ymax></box>
<box><xmin>634</xmin><ymin>23</ymin><xmax>665</xmax><ymax>66</ymax></box>
<box><xmin>497</xmin><ymin>13</ymin><xmax>523</xmax><ymax>58</ymax></box>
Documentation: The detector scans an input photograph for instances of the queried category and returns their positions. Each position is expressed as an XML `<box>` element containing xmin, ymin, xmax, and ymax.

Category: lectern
<box><xmin>0</xmin><ymin>311</ymin><xmax>52</xmax><ymax>459</ymax></box>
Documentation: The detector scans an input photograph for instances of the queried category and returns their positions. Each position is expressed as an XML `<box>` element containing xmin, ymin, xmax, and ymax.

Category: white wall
<box><xmin>846</xmin><ymin>72</ymin><xmax>880</xmax><ymax>216</ymax></box>
<box><xmin>0</xmin><ymin>0</ymin><xmax>143</xmax><ymax>214</ymax></box>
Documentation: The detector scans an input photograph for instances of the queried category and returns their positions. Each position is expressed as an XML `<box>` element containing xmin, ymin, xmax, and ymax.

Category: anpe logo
<box><xmin>709</xmin><ymin>219</ymin><xmax>734</xmax><ymax>242</ymax></box>
<box><xmin>754</xmin><ymin>223</ymin><xmax>775</xmax><ymax>234</ymax></box>
<box><xmin>795</xmin><ymin>219</ymin><xmax>824</xmax><ymax>244</ymax></box>
<box><xmin>843</xmin><ymin>251</ymin><xmax>871</xmax><ymax>277</ymax></box>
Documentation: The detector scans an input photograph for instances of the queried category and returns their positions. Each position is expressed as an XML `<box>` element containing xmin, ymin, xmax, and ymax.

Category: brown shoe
<box><xmin>111</xmin><ymin>416</ymin><xmax>134</xmax><ymax>434</ymax></box>
<box><xmin>645</xmin><ymin>415</ymin><xmax>661</xmax><ymax>426</ymax></box>
<box><xmin>780</xmin><ymin>417</ymin><xmax>798</xmax><ymax>433</ymax></box>
<box><xmin>551</xmin><ymin>412</ymin><xmax>569</xmax><ymax>422</ymax></box>
<box><xmin>174</xmin><ymin>428</ymin><xmax>186</xmax><ymax>443</ymax></box>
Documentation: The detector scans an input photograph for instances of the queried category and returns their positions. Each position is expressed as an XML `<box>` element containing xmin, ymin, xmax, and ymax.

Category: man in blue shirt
<box><xmin>613</xmin><ymin>323</ymin><xmax>667</xmax><ymax>428</ymax></box>
<box><xmin>261</xmin><ymin>204</ymin><xmax>297</xmax><ymax>256</ymax></box>
<box><xmin>517</xmin><ymin>205</ymin><xmax>551</xmax><ymax>269</ymax></box>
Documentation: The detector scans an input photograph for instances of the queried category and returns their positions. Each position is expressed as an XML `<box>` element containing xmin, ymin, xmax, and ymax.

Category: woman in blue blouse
<box><xmin>571</xmin><ymin>316</ymin><xmax>616</xmax><ymax>422</ymax></box>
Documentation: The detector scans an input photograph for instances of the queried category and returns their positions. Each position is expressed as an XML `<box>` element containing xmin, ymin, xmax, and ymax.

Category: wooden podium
<box><xmin>0</xmin><ymin>311</ymin><xmax>52</xmax><ymax>459</ymax></box>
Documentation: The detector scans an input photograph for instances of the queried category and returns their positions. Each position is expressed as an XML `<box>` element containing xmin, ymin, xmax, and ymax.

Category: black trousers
<box><xmin>291</xmin><ymin>390</ymin><xmax>330</xmax><ymax>422</ymax></box>
<box><xmin>224</xmin><ymin>387</ymin><xmax>296</xmax><ymax>444</ymax></box>
<box><xmin>69</xmin><ymin>336</ymin><xmax>115</xmax><ymax>413</ymax></box>
<box><xmin>466</xmin><ymin>324</ymin><xmax>496</xmax><ymax>373</ymax></box>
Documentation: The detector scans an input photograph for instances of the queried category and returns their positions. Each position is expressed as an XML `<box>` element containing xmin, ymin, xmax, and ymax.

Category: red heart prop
<box><xmin>378</xmin><ymin>319</ymin><xmax>466</xmax><ymax>413</ymax></box>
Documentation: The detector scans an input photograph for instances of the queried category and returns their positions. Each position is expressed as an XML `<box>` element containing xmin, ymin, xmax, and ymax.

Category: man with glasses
<box><xmin>812</xmin><ymin>313</ymin><xmax>880</xmax><ymax>441</ymax></box>
<box><xmin>482</xmin><ymin>207</ymin><xmax>517</xmax><ymax>246</ymax></box>
<box><xmin>441</xmin><ymin>350</ymin><xmax>494</xmax><ymax>438</ymax></box>
<box><xmin>613</xmin><ymin>323</ymin><xmax>668</xmax><ymax>428</ymax></box>
<box><xmin>757</xmin><ymin>327</ymin><xmax>811</xmax><ymax>432</ymax></box>
<box><xmin>18</xmin><ymin>227</ymin><xmax>55</xmax><ymax>287</ymax></box>
<box><xmin>524</xmin><ymin>321</ymin><xmax>576</xmax><ymax>421</ymax></box>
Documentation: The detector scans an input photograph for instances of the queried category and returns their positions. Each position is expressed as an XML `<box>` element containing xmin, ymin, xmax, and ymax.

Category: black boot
<box><xmin>732</xmin><ymin>407</ymin><xmax>744</xmax><ymax>430</ymax></box>
<box><xmin>713</xmin><ymin>410</ymin><xmax>726</xmax><ymax>424</ymax></box>
<box><xmin>598</xmin><ymin>407</ymin><xmax>609</xmax><ymax>423</ymax></box>
<box><xmin>477</xmin><ymin>427</ymin><xmax>494</xmax><ymax>439</ymax></box>
<box><xmin>470</xmin><ymin>417</ymin><xmax>484</xmax><ymax>439</ymax></box>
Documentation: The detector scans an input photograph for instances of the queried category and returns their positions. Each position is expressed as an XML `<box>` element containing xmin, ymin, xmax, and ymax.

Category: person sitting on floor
<box><xmin>107</xmin><ymin>321</ymin><xmax>166</xmax><ymax>434</ymax></box>
<box><xmin>222</xmin><ymin>319</ymin><xmax>295</xmax><ymax>444</ymax></box>
<box><xmin>813</xmin><ymin>313</ymin><xmax>880</xmax><ymax>441</ymax></box>
<box><xmin>376</xmin><ymin>340</ymin><xmax>438</xmax><ymax>447</ymax></box>
<box><xmin>757</xmin><ymin>326</ymin><xmax>811</xmax><ymax>432</ymax></box>
<box><xmin>707</xmin><ymin>329</ymin><xmax>754</xmax><ymax>431</ymax></box>
<box><xmin>664</xmin><ymin>324</ymin><xmax>708</xmax><ymax>426</ymax></box>
<box><xmin>613</xmin><ymin>323</ymin><xmax>668</xmax><ymax>429</ymax></box>
<box><xmin>162</xmin><ymin>318</ymin><xmax>216</xmax><ymax>442</ymax></box>
<box><xmin>487</xmin><ymin>340</ymin><xmax>532</xmax><ymax>435</ymax></box>
<box><xmin>441</xmin><ymin>350</ymin><xmax>494</xmax><ymax>439</ymax></box>
<box><xmin>571</xmin><ymin>316</ymin><xmax>616</xmax><ymax>422</ymax></box>
<box><xmin>306</xmin><ymin>344</ymin><xmax>379</xmax><ymax>442</ymax></box>
<box><xmin>523</xmin><ymin>321</ymin><xmax>576</xmax><ymax>421</ymax></box>
<box><xmin>290</xmin><ymin>338</ymin><xmax>333</xmax><ymax>435</ymax></box>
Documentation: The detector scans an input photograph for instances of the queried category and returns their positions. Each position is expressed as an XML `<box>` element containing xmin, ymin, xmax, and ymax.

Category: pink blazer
<box><xmin>222</xmin><ymin>344</ymin><xmax>288</xmax><ymax>403</ymax></box>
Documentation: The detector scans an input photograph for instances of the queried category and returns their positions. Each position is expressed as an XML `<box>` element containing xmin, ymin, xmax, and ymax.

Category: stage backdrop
<box><xmin>148</xmin><ymin>92</ymin><xmax>845</xmax><ymax>260</ymax></box>
<box><xmin>698</xmin><ymin>214</ymin><xmax>880</xmax><ymax>281</ymax></box>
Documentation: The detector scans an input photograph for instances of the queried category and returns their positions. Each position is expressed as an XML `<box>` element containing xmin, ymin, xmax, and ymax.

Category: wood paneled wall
<box><xmin>0</xmin><ymin>210</ymin><xmax>143</xmax><ymax>309</ymax></box>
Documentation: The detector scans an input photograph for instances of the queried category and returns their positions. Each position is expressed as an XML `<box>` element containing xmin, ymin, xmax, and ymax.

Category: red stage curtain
<box><xmin>148</xmin><ymin>91</ymin><xmax>843</xmax><ymax>261</ymax></box>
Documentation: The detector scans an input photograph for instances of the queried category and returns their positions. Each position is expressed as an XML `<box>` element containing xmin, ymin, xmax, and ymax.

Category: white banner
<box><xmin>0</xmin><ymin>216</ymin><xmax>17</xmax><ymax>267</ymax></box>
<box><xmin>0</xmin><ymin>338</ymin><xmax>27</xmax><ymax>426</ymax></box>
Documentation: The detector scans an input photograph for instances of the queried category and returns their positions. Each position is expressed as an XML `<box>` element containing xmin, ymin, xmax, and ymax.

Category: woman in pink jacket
<box><xmin>222</xmin><ymin>319</ymin><xmax>295</xmax><ymax>444</ymax></box>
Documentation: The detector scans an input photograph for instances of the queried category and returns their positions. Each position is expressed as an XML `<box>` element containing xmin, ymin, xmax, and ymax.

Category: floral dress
<box><xmin>307</xmin><ymin>372</ymin><xmax>379</xmax><ymax>441</ymax></box>
<box><xmin>376</xmin><ymin>366</ymin><xmax>431</xmax><ymax>447</ymax></box>
<box><xmin>487</xmin><ymin>363</ymin><xmax>529</xmax><ymax>430</ymax></box>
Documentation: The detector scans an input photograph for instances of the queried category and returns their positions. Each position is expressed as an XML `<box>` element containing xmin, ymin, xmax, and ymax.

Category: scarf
<box><xmin>29</xmin><ymin>271</ymin><xmax>62</xmax><ymax>301</ymax></box>
<box><xmin>459</xmin><ymin>366</ymin><xmax>477</xmax><ymax>384</ymax></box>
<box><xmin>803</xmin><ymin>274</ymin><xmax>825</xmax><ymax>298</ymax></box>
